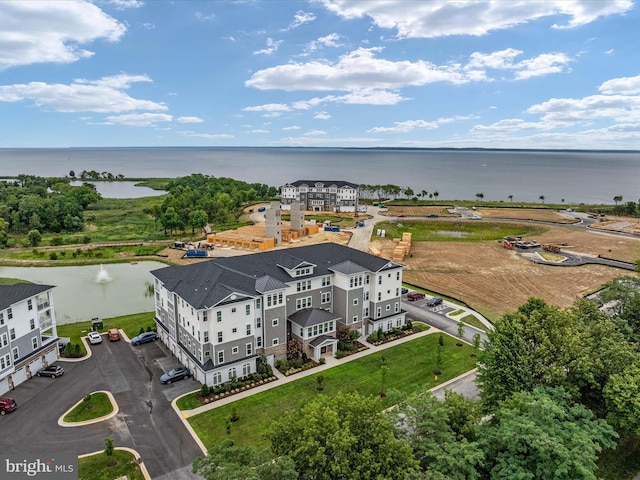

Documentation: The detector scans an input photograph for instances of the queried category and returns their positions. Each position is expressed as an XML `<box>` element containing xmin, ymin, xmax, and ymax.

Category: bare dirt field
<box><xmin>386</xmin><ymin>205</ymin><xmax>457</xmax><ymax>217</ymax></box>
<box><xmin>590</xmin><ymin>215</ymin><xmax>640</xmax><ymax>236</ymax></box>
<box><xmin>474</xmin><ymin>207</ymin><xmax>577</xmax><ymax>223</ymax></box>
<box><xmin>372</xmin><ymin>224</ymin><xmax>640</xmax><ymax>320</ymax></box>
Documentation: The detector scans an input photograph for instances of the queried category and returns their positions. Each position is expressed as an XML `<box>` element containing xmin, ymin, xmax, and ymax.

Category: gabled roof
<box><xmin>284</xmin><ymin>180</ymin><xmax>359</xmax><ymax>189</ymax></box>
<box><xmin>329</xmin><ymin>260</ymin><xmax>369</xmax><ymax>275</ymax></box>
<box><xmin>289</xmin><ymin>308</ymin><xmax>341</xmax><ymax>328</ymax></box>
<box><xmin>274</xmin><ymin>252</ymin><xmax>310</xmax><ymax>270</ymax></box>
<box><xmin>151</xmin><ymin>243</ymin><xmax>402</xmax><ymax>308</ymax></box>
<box><xmin>0</xmin><ymin>283</ymin><xmax>54</xmax><ymax>310</ymax></box>
<box><xmin>310</xmin><ymin>335</ymin><xmax>339</xmax><ymax>348</ymax></box>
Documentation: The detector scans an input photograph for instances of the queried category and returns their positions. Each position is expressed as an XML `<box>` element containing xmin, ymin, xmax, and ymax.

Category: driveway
<box><xmin>0</xmin><ymin>337</ymin><xmax>203</xmax><ymax>479</ymax></box>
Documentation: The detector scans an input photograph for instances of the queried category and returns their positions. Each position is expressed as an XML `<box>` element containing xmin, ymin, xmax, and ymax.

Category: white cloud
<box><xmin>0</xmin><ymin>74</ymin><xmax>166</xmax><ymax>113</ymax></box>
<box><xmin>243</xmin><ymin>103</ymin><xmax>291</xmax><ymax>112</ymax></box>
<box><xmin>514</xmin><ymin>52</ymin><xmax>571</xmax><ymax>80</ymax></box>
<box><xmin>319</xmin><ymin>0</ymin><xmax>632</xmax><ymax>38</ymax></box>
<box><xmin>305</xmin><ymin>129</ymin><xmax>327</xmax><ymax>136</ymax></box>
<box><xmin>599</xmin><ymin>75</ymin><xmax>640</xmax><ymax>95</ymax></box>
<box><xmin>369</xmin><ymin>119</ymin><xmax>439</xmax><ymax>133</ymax></box>
<box><xmin>527</xmin><ymin>94</ymin><xmax>640</xmax><ymax>123</ymax></box>
<box><xmin>106</xmin><ymin>113</ymin><xmax>173</xmax><ymax>126</ymax></box>
<box><xmin>314</xmin><ymin>111</ymin><xmax>332</xmax><ymax>120</ymax></box>
<box><xmin>282</xmin><ymin>10</ymin><xmax>316</xmax><ymax>31</ymax></box>
<box><xmin>0</xmin><ymin>1</ymin><xmax>126</xmax><ymax>69</ymax></box>
<box><xmin>179</xmin><ymin>131</ymin><xmax>234</xmax><ymax>139</ymax></box>
<box><xmin>283</xmin><ymin>125</ymin><xmax>302</xmax><ymax>130</ymax></box>
<box><xmin>304</xmin><ymin>33</ymin><xmax>342</xmax><ymax>54</ymax></box>
<box><xmin>471</xmin><ymin>118</ymin><xmax>558</xmax><ymax>132</ymax></box>
<box><xmin>104</xmin><ymin>0</ymin><xmax>144</xmax><ymax>9</ymax></box>
<box><xmin>250</xmin><ymin>129</ymin><xmax>270</xmax><ymax>133</ymax></box>
<box><xmin>604</xmin><ymin>48</ymin><xmax>615</xmax><ymax>55</ymax></box>
<box><xmin>253</xmin><ymin>38</ymin><xmax>284</xmax><ymax>55</ymax></box>
<box><xmin>195</xmin><ymin>12</ymin><xmax>216</xmax><ymax>21</ymax></box>
<box><xmin>177</xmin><ymin>116</ymin><xmax>204</xmax><ymax>123</ymax></box>
<box><xmin>466</xmin><ymin>48</ymin><xmax>571</xmax><ymax>80</ymax></box>
<box><xmin>466</xmin><ymin>48</ymin><xmax>523</xmax><ymax>70</ymax></box>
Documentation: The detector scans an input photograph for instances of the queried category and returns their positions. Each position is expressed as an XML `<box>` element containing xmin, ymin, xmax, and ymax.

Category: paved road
<box><xmin>0</xmin><ymin>337</ymin><xmax>203</xmax><ymax>480</ymax></box>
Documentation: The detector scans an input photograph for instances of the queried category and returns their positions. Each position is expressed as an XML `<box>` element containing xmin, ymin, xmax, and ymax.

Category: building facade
<box><xmin>280</xmin><ymin>180</ymin><xmax>359</xmax><ymax>212</ymax></box>
<box><xmin>0</xmin><ymin>284</ymin><xmax>59</xmax><ymax>395</ymax></box>
<box><xmin>151</xmin><ymin>243</ymin><xmax>406</xmax><ymax>386</ymax></box>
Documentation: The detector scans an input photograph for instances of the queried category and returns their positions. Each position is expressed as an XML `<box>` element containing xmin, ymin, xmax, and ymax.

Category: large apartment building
<box><xmin>280</xmin><ymin>180</ymin><xmax>359</xmax><ymax>212</ymax></box>
<box><xmin>151</xmin><ymin>243</ymin><xmax>406</xmax><ymax>386</ymax></box>
<box><xmin>0</xmin><ymin>284</ymin><xmax>59</xmax><ymax>395</ymax></box>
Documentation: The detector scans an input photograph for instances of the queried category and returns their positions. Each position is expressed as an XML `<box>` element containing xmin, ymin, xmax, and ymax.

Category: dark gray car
<box><xmin>160</xmin><ymin>366</ymin><xmax>191</xmax><ymax>384</ymax></box>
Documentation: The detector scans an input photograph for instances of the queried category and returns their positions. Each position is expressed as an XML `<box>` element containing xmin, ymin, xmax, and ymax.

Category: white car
<box><xmin>87</xmin><ymin>332</ymin><xmax>103</xmax><ymax>345</ymax></box>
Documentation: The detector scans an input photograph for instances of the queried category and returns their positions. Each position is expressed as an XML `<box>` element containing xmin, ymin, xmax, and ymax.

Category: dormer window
<box><xmin>295</xmin><ymin>267</ymin><xmax>312</xmax><ymax>277</ymax></box>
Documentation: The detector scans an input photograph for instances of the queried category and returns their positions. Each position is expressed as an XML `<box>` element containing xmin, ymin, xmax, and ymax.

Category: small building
<box><xmin>281</xmin><ymin>180</ymin><xmax>359</xmax><ymax>213</ymax></box>
<box><xmin>0</xmin><ymin>284</ymin><xmax>59</xmax><ymax>395</ymax></box>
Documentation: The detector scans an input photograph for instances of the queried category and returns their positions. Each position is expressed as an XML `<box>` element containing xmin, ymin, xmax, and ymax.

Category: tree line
<box><xmin>149</xmin><ymin>174</ymin><xmax>278</xmax><ymax>235</ymax></box>
<box><xmin>359</xmin><ymin>184</ymin><xmax>440</xmax><ymax>201</ymax></box>
<box><xmin>193</xmin><ymin>281</ymin><xmax>640</xmax><ymax>480</ymax></box>
<box><xmin>0</xmin><ymin>175</ymin><xmax>101</xmax><ymax>247</ymax></box>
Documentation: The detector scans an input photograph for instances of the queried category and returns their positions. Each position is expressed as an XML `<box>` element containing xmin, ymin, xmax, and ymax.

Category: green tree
<box><xmin>507</xmin><ymin>195</ymin><xmax>513</xmax><ymax>202</ymax></box>
<box><xmin>394</xmin><ymin>392</ymin><xmax>484</xmax><ymax>479</ymax></box>
<box><xmin>475</xmin><ymin>193</ymin><xmax>484</xmax><ymax>202</ymax></box>
<box><xmin>539</xmin><ymin>195</ymin><xmax>545</xmax><ymax>203</ymax></box>
<box><xmin>433</xmin><ymin>190</ymin><xmax>439</xmax><ymax>200</ymax></box>
<box><xmin>193</xmin><ymin>439</ymin><xmax>297</xmax><ymax>480</ymax></box>
<box><xmin>161</xmin><ymin>206</ymin><xmax>182</xmax><ymax>234</ymax></box>
<box><xmin>613</xmin><ymin>195</ymin><xmax>623</xmax><ymax>206</ymax></box>
<box><xmin>104</xmin><ymin>438</ymin><xmax>114</xmax><ymax>457</ymax></box>
<box><xmin>0</xmin><ymin>218</ymin><xmax>8</xmax><ymax>247</ymax></box>
<box><xmin>27</xmin><ymin>229</ymin><xmax>41</xmax><ymax>247</ymax></box>
<box><xmin>269</xmin><ymin>392</ymin><xmax>419</xmax><ymax>480</ymax></box>
<box><xmin>188</xmin><ymin>209</ymin><xmax>208</xmax><ymax>235</ymax></box>
<box><xmin>478</xmin><ymin>387</ymin><xmax>617</xmax><ymax>480</ymax></box>
<box><xmin>457</xmin><ymin>320</ymin><xmax>465</xmax><ymax>338</ymax></box>
<box><xmin>604</xmin><ymin>358</ymin><xmax>640</xmax><ymax>435</ymax></box>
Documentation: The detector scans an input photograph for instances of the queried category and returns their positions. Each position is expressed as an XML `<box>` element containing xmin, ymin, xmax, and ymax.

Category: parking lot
<box><xmin>0</xmin><ymin>335</ymin><xmax>203</xmax><ymax>480</ymax></box>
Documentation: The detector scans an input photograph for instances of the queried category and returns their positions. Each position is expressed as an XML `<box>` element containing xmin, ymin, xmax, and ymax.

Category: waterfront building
<box><xmin>280</xmin><ymin>180</ymin><xmax>359</xmax><ymax>212</ymax></box>
<box><xmin>151</xmin><ymin>243</ymin><xmax>406</xmax><ymax>386</ymax></box>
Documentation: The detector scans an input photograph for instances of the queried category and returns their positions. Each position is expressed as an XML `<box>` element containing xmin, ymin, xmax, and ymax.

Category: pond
<box><xmin>436</xmin><ymin>230</ymin><xmax>469</xmax><ymax>238</ymax></box>
<box><xmin>0</xmin><ymin>262</ymin><xmax>166</xmax><ymax>324</ymax></box>
<box><xmin>69</xmin><ymin>181</ymin><xmax>166</xmax><ymax>198</ymax></box>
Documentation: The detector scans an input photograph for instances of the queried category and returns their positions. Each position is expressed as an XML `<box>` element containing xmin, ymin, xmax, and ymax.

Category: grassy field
<box><xmin>57</xmin><ymin>312</ymin><xmax>156</xmax><ymax>356</ymax></box>
<box><xmin>187</xmin><ymin>333</ymin><xmax>477</xmax><ymax>450</ymax></box>
<box><xmin>375</xmin><ymin>220</ymin><xmax>546</xmax><ymax>242</ymax></box>
<box><xmin>63</xmin><ymin>392</ymin><xmax>113</xmax><ymax>422</ymax></box>
<box><xmin>78</xmin><ymin>450</ymin><xmax>145</xmax><ymax>480</ymax></box>
<box><xmin>0</xmin><ymin>244</ymin><xmax>167</xmax><ymax>265</ymax></box>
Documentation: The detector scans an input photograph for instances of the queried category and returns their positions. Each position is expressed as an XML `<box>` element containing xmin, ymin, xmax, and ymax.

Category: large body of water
<box><xmin>1</xmin><ymin>147</ymin><xmax>639</xmax><ymax>204</ymax></box>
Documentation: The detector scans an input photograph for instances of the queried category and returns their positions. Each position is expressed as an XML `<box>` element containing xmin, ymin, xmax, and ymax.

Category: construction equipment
<box><xmin>543</xmin><ymin>244</ymin><xmax>561</xmax><ymax>253</ymax></box>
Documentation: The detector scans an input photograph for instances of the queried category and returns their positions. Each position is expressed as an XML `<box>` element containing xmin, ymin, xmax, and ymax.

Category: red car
<box><xmin>0</xmin><ymin>397</ymin><xmax>17</xmax><ymax>415</ymax></box>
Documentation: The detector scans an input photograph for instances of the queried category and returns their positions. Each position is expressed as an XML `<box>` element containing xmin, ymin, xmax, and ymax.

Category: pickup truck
<box><xmin>407</xmin><ymin>292</ymin><xmax>425</xmax><ymax>301</ymax></box>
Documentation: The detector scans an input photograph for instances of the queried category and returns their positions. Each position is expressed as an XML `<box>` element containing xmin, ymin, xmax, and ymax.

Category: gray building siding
<box><xmin>214</xmin><ymin>336</ymin><xmax>254</xmax><ymax>364</ymax></box>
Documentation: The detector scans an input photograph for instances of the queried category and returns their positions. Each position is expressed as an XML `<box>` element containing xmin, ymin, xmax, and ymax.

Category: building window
<box><xmin>9</xmin><ymin>328</ymin><xmax>15</xmax><ymax>340</ymax></box>
<box><xmin>243</xmin><ymin>363</ymin><xmax>251</xmax><ymax>376</ymax></box>
<box><xmin>364</xmin><ymin>291</ymin><xmax>369</xmax><ymax>301</ymax></box>
<box><xmin>256</xmin><ymin>317</ymin><xmax>262</xmax><ymax>328</ymax></box>
<box><xmin>353</xmin><ymin>315</ymin><xmax>358</xmax><ymax>324</ymax></box>
<box><xmin>246</xmin><ymin>305</ymin><xmax>251</xmax><ymax>315</ymax></box>
<box><xmin>32</xmin><ymin>337</ymin><xmax>38</xmax><ymax>350</ymax></box>
<box><xmin>397</xmin><ymin>271</ymin><xmax>401</xmax><ymax>280</ymax></box>
<box><xmin>218</xmin><ymin>351</ymin><xmax>224</xmax><ymax>364</ymax></box>
<box><xmin>228</xmin><ymin>367</ymin><xmax>237</xmax><ymax>379</ymax></box>
<box><xmin>296</xmin><ymin>297</ymin><xmax>312</xmax><ymax>310</ymax></box>
<box><xmin>386</xmin><ymin>305</ymin><xmax>391</xmax><ymax>311</ymax></box>
<box><xmin>396</xmin><ymin>288</ymin><xmax>400</xmax><ymax>296</ymax></box>
<box><xmin>28</xmin><ymin>299</ymin><xmax>33</xmax><ymax>311</ymax></box>
<box><xmin>232</xmin><ymin>327</ymin><xmax>237</xmax><ymax>333</ymax></box>
<box><xmin>246</xmin><ymin>343</ymin><xmax>252</xmax><ymax>356</ymax></box>
<box><xmin>216</xmin><ymin>311</ymin><xmax>222</xmax><ymax>322</ymax></box>
<box><xmin>378</xmin><ymin>292</ymin><xmax>381</xmax><ymax>301</ymax></box>
<box><xmin>7</xmin><ymin>308</ymin><xmax>12</xmax><ymax>320</ymax></box>
<box><xmin>321</xmin><ymin>292</ymin><xmax>331</xmax><ymax>304</ymax></box>
<box><xmin>232</xmin><ymin>346</ymin><xmax>239</xmax><ymax>355</ymax></box>
<box><xmin>12</xmin><ymin>347</ymin><xmax>19</xmax><ymax>360</ymax></box>
<box><xmin>378</xmin><ymin>276</ymin><xmax>382</xmax><ymax>285</ymax></box>
<box><xmin>296</xmin><ymin>280</ymin><xmax>311</xmax><ymax>292</ymax></box>
<box><xmin>272</xmin><ymin>338</ymin><xmax>279</xmax><ymax>346</ymax></box>
<box><xmin>213</xmin><ymin>372</ymin><xmax>222</xmax><ymax>385</ymax></box>
<box><xmin>364</xmin><ymin>307</ymin><xmax>369</xmax><ymax>317</ymax></box>
<box><xmin>232</xmin><ymin>307</ymin><xmax>237</xmax><ymax>313</ymax></box>
<box><xmin>256</xmin><ymin>298</ymin><xmax>261</xmax><ymax>309</ymax></box>
<box><xmin>1</xmin><ymin>333</ymin><xmax>7</xmax><ymax>347</ymax></box>
<box><xmin>0</xmin><ymin>354</ymin><xmax>9</xmax><ymax>369</ymax></box>
<box><xmin>272</xmin><ymin>318</ymin><xmax>279</xmax><ymax>327</ymax></box>
<box><xmin>353</xmin><ymin>299</ymin><xmax>358</xmax><ymax>306</ymax></box>
<box><xmin>322</xmin><ymin>276</ymin><xmax>331</xmax><ymax>286</ymax></box>
<box><xmin>376</xmin><ymin>307</ymin><xmax>381</xmax><ymax>318</ymax></box>
<box><xmin>257</xmin><ymin>337</ymin><xmax>262</xmax><ymax>347</ymax></box>
<box><xmin>307</xmin><ymin>327</ymin><xmax>312</xmax><ymax>337</ymax></box>
<box><xmin>217</xmin><ymin>332</ymin><xmax>223</xmax><ymax>343</ymax></box>
<box><xmin>204</xmin><ymin>331</ymin><xmax>209</xmax><ymax>342</ymax></box>
<box><xmin>0</xmin><ymin>312</ymin><xmax>4</xmax><ymax>325</ymax></box>
<box><xmin>395</xmin><ymin>302</ymin><xmax>400</xmax><ymax>313</ymax></box>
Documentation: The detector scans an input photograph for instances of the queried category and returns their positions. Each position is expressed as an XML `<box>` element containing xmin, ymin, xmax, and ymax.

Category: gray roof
<box><xmin>288</xmin><ymin>308</ymin><xmax>341</xmax><ymax>328</ymax></box>
<box><xmin>310</xmin><ymin>335</ymin><xmax>339</xmax><ymax>348</ymax></box>
<box><xmin>152</xmin><ymin>243</ymin><xmax>400</xmax><ymax>309</ymax></box>
<box><xmin>274</xmin><ymin>252</ymin><xmax>313</xmax><ymax>270</ymax></box>
<box><xmin>329</xmin><ymin>260</ymin><xmax>370</xmax><ymax>275</ymax></box>
<box><xmin>285</xmin><ymin>180</ymin><xmax>359</xmax><ymax>189</ymax></box>
<box><xmin>0</xmin><ymin>283</ymin><xmax>54</xmax><ymax>310</ymax></box>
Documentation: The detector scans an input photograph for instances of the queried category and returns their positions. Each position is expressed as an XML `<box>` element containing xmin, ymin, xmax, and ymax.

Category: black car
<box><xmin>131</xmin><ymin>331</ymin><xmax>158</xmax><ymax>345</ymax></box>
<box><xmin>426</xmin><ymin>297</ymin><xmax>443</xmax><ymax>307</ymax></box>
<box><xmin>36</xmin><ymin>365</ymin><xmax>65</xmax><ymax>378</ymax></box>
<box><xmin>401</xmin><ymin>288</ymin><xmax>409</xmax><ymax>294</ymax></box>
<box><xmin>160</xmin><ymin>366</ymin><xmax>191</xmax><ymax>384</ymax></box>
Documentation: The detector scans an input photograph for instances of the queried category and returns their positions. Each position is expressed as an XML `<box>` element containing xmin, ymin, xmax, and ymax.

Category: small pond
<box><xmin>0</xmin><ymin>262</ymin><xmax>166</xmax><ymax>324</ymax></box>
<box><xmin>436</xmin><ymin>230</ymin><xmax>469</xmax><ymax>238</ymax></box>
<box><xmin>69</xmin><ymin>181</ymin><xmax>166</xmax><ymax>198</ymax></box>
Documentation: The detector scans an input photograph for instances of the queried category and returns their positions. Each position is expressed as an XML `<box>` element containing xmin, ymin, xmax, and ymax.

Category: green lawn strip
<box><xmin>63</xmin><ymin>392</ymin><xmax>113</xmax><ymax>422</ymax></box>
<box><xmin>449</xmin><ymin>309</ymin><xmax>465</xmax><ymax>316</ymax></box>
<box><xmin>57</xmin><ymin>311</ymin><xmax>156</xmax><ymax>356</ymax></box>
<box><xmin>459</xmin><ymin>314</ymin><xmax>488</xmax><ymax>332</ymax></box>
<box><xmin>78</xmin><ymin>450</ymin><xmax>145</xmax><ymax>480</ymax></box>
<box><xmin>176</xmin><ymin>392</ymin><xmax>202</xmax><ymax>410</ymax></box>
<box><xmin>188</xmin><ymin>334</ymin><xmax>477</xmax><ymax>450</ymax></box>
<box><xmin>0</xmin><ymin>245</ymin><xmax>167</xmax><ymax>264</ymax></box>
<box><xmin>0</xmin><ymin>277</ymin><xmax>30</xmax><ymax>285</ymax></box>
<box><xmin>374</xmin><ymin>220</ymin><xmax>546</xmax><ymax>242</ymax></box>
<box><xmin>598</xmin><ymin>434</ymin><xmax>640</xmax><ymax>480</ymax></box>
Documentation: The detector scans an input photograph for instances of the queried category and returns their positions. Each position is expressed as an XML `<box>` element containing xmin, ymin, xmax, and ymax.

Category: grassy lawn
<box><xmin>375</xmin><ymin>220</ymin><xmax>546</xmax><ymax>242</ymax></box>
<box><xmin>57</xmin><ymin>311</ymin><xmax>156</xmax><ymax>356</ymax></box>
<box><xmin>0</xmin><ymin>244</ymin><xmax>167</xmax><ymax>264</ymax></box>
<box><xmin>459</xmin><ymin>314</ymin><xmax>489</xmax><ymax>332</ymax></box>
<box><xmin>63</xmin><ymin>392</ymin><xmax>113</xmax><ymax>422</ymax></box>
<box><xmin>187</xmin><ymin>333</ymin><xmax>477</xmax><ymax>450</ymax></box>
<box><xmin>0</xmin><ymin>277</ymin><xmax>30</xmax><ymax>285</ymax></box>
<box><xmin>78</xmin><ymin>450</ymin><xmax>145</xmax><ymax>480</ymax></box>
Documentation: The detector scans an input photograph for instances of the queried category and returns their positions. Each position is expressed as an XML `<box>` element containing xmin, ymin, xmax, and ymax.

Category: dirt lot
<box><xmin>590</xmin><ymin>215</ymin><xmax>640</xmax><ymax>236</ymax></box>
<box><xmin>474</xmin><ymin>207</ymin><xmax>577</xmax><ymax>223</ymax></box>
<box><xmin>385</xmin><ymin>205</ymin><xmax>457</xmax><ymax>217</ymax></box>
<box><xmin>372</xmin><ymin>224</ymin><xmax>640</xmax><ymax>320</ymax></box>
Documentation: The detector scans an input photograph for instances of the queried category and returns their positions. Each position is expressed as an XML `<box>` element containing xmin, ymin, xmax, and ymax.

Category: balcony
<box><xmin>37</xmin><ymin>301</ymin><xmax>51</xmax><ymax>311</ymax></box>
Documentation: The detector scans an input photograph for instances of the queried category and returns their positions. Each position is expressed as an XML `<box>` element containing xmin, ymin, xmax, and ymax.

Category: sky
<box><xmin>1</xmin><ymin>0</ymin><xmax>640</xmax><ymax>149</ymax></box>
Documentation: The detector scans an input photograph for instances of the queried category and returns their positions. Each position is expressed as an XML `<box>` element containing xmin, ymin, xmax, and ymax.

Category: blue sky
<box><xmin>1</xmin><ymin>0</ymin><xmax>639</xmax><ymax>149</ymax></box>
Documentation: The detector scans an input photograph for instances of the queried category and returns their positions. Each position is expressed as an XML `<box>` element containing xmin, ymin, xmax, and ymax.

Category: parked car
<box><xmin>108</xmin><ymin>329</ymin><xmax>121</xmax><ymax>342</ymax></box>
<box><xmin>426</xmin><ymin>296</ymin><xmax>443</xmax><ymax>307</ymax></box>
<box><xmin>401</xmin><ymin>287</ymin><xmax>409</xmax><ymax>294</ymax></box>
<box><xmin>37</xmin><ymin>365</ymin><xmax>64</xmax><ymax>378</ymax></box>
<box><xmin>0</xmin><ymin>397</ymin><xmax>17</xmax><ymax>415</ymax></box>
<box><xmin>407</xmin><ymin>292</ymin><xmax>425</xmax><ymax>301</ymax></box>
<box><xmin>427</xmin><ymin>214</ymin><xmax>439</xmax><ymax>218</ymax></box>
<box><xmin>131</xmin><ymin>331</ymin><xmax>158</xmax><ymax>346</ymax></box>
<box><xmin>160</xmin><ymin>366</ymin><xmax>191</xmax><ymax>384</ymax></box>
<box><xmin>87</xmin><ymin>331</ymin><xmax>102</xmax><ymax>345</ymax></box>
